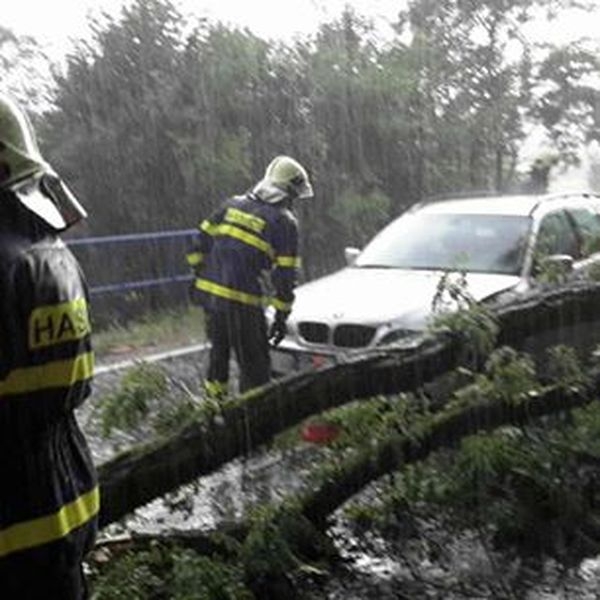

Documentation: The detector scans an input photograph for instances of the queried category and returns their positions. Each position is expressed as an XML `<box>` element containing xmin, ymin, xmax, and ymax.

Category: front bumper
<box><xmin>270</xmin><ymin>344</ymin><xmax>338</xmax><ymax>377</ymax></box>
<box><xmin>269</xmin><ymin>330</ymin><xmax>427</xmax><ymax>377</ymax></box>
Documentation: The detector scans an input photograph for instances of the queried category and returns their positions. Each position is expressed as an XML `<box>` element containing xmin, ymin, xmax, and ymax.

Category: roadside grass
<box><xmin>93</xmin><ymin>305</ymin><xmax>206</xmax><ymax>359</ymax></box>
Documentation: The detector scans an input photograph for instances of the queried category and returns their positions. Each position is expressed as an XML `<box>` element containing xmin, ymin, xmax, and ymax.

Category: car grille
<box><xmin>297</xmin><ymin>321</ymin><xmax>376</xmax><ymax>349</ymax></box>
<box><xmin>298</xmin><ymin>322</ymin><xmax>329</xmax><ymax>344</ymax></box>
<box><xmin>333</xmin><ymin>324</ymin><xmax>376</xmax><ymax>348</ymax></box>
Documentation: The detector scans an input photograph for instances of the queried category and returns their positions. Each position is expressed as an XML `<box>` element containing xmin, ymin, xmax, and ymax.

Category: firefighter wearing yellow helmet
<box><xmin>0</xmin><ymin>94</ymin><xmax>98</xmax><ymax>599</ymax></box>
<box><xmin>187</xmin><ymin>155</ymin><xmax>313</xmax><ymax>398</ymax></box>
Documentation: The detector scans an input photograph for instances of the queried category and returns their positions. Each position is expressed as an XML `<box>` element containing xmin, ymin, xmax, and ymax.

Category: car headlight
<box><xmin>377</xmin><ymin>328</ymin><xmax>423</xmax><ymax>347</ymax></box>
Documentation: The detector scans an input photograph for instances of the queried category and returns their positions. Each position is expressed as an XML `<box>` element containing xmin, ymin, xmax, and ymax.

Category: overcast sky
<box><xmin>2</xmin><ymin>0</ymin><xmax>404</xmax><ymax>54</ymax></box>
<box><xmin>4</xmin><ymin>0</ymin><xmax>599</xmax><ymax>58</ymax></box>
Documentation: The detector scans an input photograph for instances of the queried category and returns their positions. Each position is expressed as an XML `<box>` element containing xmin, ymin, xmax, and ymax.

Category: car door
<box><xmin>566</xmin><ymin>202</ymin><xmax>600</xmax><ymax>280</ymax></box>
<box><xmin>525</xmin><ymin>206</ymin><xmax>595</xmax><ymax>360</ymax></box>
<box><xmin>531</xmin><ymin>209</ymin><xmax>580</xmax><ymax>282</ymax></box>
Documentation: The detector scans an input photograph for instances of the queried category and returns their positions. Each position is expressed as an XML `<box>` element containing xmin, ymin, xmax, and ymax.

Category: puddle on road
<box><xmin>104</xmin><ymin>447</ymin><xmax>319</xmax><ymax>536</ymax></box>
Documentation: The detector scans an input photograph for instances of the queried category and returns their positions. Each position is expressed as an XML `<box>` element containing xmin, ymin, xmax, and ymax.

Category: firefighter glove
<box><xmin>269</xmin><ymin>311</ymin><xmax>288</xmax><ymax>347</ymax></box>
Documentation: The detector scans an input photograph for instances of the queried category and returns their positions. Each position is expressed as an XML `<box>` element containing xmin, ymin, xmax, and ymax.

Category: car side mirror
<box><xmin>344</xmin><ymin>247</ymin><xmax>361</xmax><ymax>266</ymax></box>
<box><xmin>543</xmin><ymin>254</ymin><xmax>574</xmax><ymax>272</ymax></box>
<box><xmin>534</xmin><ymin>253</ymin><xmax>574</xmax><ymax>282</ymax></box>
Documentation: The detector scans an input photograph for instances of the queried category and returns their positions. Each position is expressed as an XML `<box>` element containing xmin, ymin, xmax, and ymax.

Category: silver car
<box><xmin>269</xmin><ymin>192</ymin><xmax>600</xmax><ymax>375</ymax></box>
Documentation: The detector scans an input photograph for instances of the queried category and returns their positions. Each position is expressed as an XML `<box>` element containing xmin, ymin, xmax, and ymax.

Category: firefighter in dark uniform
<box><xmin>187</xmin><ymin>156</ymin><xmax>313</xmax><ymax>398</ymax></box>
<box><xmin>0</xmin><ymin>95</ymin><xmax>98</xmax><ymax>599</ymax></box>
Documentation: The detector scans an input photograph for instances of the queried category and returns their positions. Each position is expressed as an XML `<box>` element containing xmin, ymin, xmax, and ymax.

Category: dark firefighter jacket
<box><xmin>187</xmin><ymin>193</ymin><xmax>300</xmax><ymax>314</ymax></box>
<box><xmin>0</xmin><ymin>203</ymin><xmax>98</xmax><ymax>563</ymax></box>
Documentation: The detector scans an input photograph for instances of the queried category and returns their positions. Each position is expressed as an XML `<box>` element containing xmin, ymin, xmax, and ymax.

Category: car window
<box><xmin>568</xmin><ymin>207</ymin><xmax>600</xmax><ymax>258</ymax></box>
<box><xmin>355</xmin><ymin>212</ymin><xmax>530</xmax><ymax>275</ymax></box>
<box><xmin>535</xmin><ymin>211</ymin><xmax>579</xmax><ymax>259</ymax></box>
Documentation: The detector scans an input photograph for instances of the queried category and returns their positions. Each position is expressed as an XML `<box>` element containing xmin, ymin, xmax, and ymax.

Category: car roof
<box><xmin>415</xmin><ymin>192</ymin><xmax>600</xmax><ymax>217</ymax></box>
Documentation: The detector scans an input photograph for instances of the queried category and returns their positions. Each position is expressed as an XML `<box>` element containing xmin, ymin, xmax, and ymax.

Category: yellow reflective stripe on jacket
<box><xmin>0</xmin><ymin>352</ymin><xmax>94</xmax><ymax>396</ymax></box>
<box><xmin>186</xmin><ymin>251</ymin><xmax>204</xmax><ymax>267</ymax></box>
<box><xmin>213</xmin><ymin>224</ymin><xmax>273</xmax><ymax>257</ymax></box>
<box><xmin>200</xmin><ymin>220</ymin><xmax>218</xmax><ymax>235</ymax></box>
<box><xmin>224</xmin><ymin>207</ymin><xmax>266</xmax><ymax>234</ymax></box>
<box><xmin>0</xmin><ymin>486</ymin><xmax>100</xmax><ymax>559</ymax></box>
<box><xmin>28</xmin><ymin>298</ymin><xmax>91</xmax><ymax>350</ymax></box>
<box><xmin>271</xmin><ymin>298</ymin><xmax>293</xmax><ymax>312</ymax></box>
<box><xmin>275</xmin><ymin>255</ymin><xmax>301</xmax><ymax>268</ymax></box>
<box><xmin>195</xmin><ymin>279</ymin><xmax>264</xmax><ymax>307</ymax></box>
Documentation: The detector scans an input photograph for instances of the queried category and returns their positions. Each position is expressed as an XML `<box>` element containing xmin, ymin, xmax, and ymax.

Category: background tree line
<box><xmin>4</xmin><ymin>0</ymin><xmax>600</xmax><ymax>293</ymax></box>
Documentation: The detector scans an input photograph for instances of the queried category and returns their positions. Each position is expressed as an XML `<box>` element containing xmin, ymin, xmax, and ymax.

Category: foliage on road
<box><xmin>90</xmin><ymin>278</ymin><xmax>600</xmax><ymax>597</ymax></box>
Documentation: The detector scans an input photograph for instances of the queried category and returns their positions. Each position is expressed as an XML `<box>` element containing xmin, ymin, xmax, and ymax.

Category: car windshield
<box><xmin>355</xmin><ymin>212</ymin><xmax>531</xmax><ymax>275</ymax></box>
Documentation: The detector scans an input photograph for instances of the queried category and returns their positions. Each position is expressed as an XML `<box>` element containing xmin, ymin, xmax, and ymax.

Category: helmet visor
<box><xmin>12</xmin><ymin>172</ymin><xmax>87</xmax><ymax>230</ymax></box>
<box><xmin>294</xmin><ymin>177</ymin><xmax>314</xmax><ymax>200</ymax></box>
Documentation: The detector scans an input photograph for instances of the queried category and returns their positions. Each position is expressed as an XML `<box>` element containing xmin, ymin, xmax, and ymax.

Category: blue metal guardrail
<box><xmin>66</xmin><ymin>228</ymin><xmax>196</xmax><ymax>296</ymax></box>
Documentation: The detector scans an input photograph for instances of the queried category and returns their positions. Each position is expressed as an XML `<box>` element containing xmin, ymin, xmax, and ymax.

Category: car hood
<box><xmin>291</xmin><ymin>267</ymin><xmax>521</xmax><ymax>330</ymax></box>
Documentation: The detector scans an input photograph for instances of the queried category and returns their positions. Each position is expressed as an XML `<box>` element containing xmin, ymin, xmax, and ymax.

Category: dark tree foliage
<box><xmin>41</xmin><ymin>0</ymin><xmax>189</xmax><ymax>234</ymax></box>
<box><xmin>16</xmin><ymin>0</ymin><xmax>600</xmax><ymax>280</ymax></box>
<box><xmin>534</xmin><ymin>43</ymin><xmax>600</xmax><ymax>165</ymax></box>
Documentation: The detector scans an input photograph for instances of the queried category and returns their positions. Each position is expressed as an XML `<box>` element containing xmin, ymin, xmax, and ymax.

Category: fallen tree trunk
<box><xmin>95</xmin><ymin>373</ymin><xmax>600</xmax><ymax>560</ymax></box>
<box><xmin>495</xmin><ymin>281</ymin><xmax>600</xmax><ymax>356</ymax></box>
<box><xmin>98</xmin><ymin>336</ymin><xmax>461</xmax><ymax>526</ymax></box>
<box><xmin>98</xmin><ymin>281</ymin><xmax>600</xmax><ymax>527</ymax></box>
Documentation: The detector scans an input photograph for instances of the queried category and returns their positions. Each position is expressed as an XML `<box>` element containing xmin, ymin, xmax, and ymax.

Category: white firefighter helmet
<box><xmin>0</xmin><ymin>94</ymin><xmax>87</xmax><ymax>230</ymax></box>
<box><xmin>252</xmin><ymin>155</ymin><xmax>314</xmax><ymax>204</ymax></box>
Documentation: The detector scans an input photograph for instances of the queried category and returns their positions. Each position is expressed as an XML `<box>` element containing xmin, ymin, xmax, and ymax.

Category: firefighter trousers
<box><xmin>205</xmin><ymin>305</ymin><xmax>271</xmax><ymax>396</ymax></box>
<box><xmin>0</xmin><ymin>521</ymin><xmax>96</xmax><ymax>600</ymax></box>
